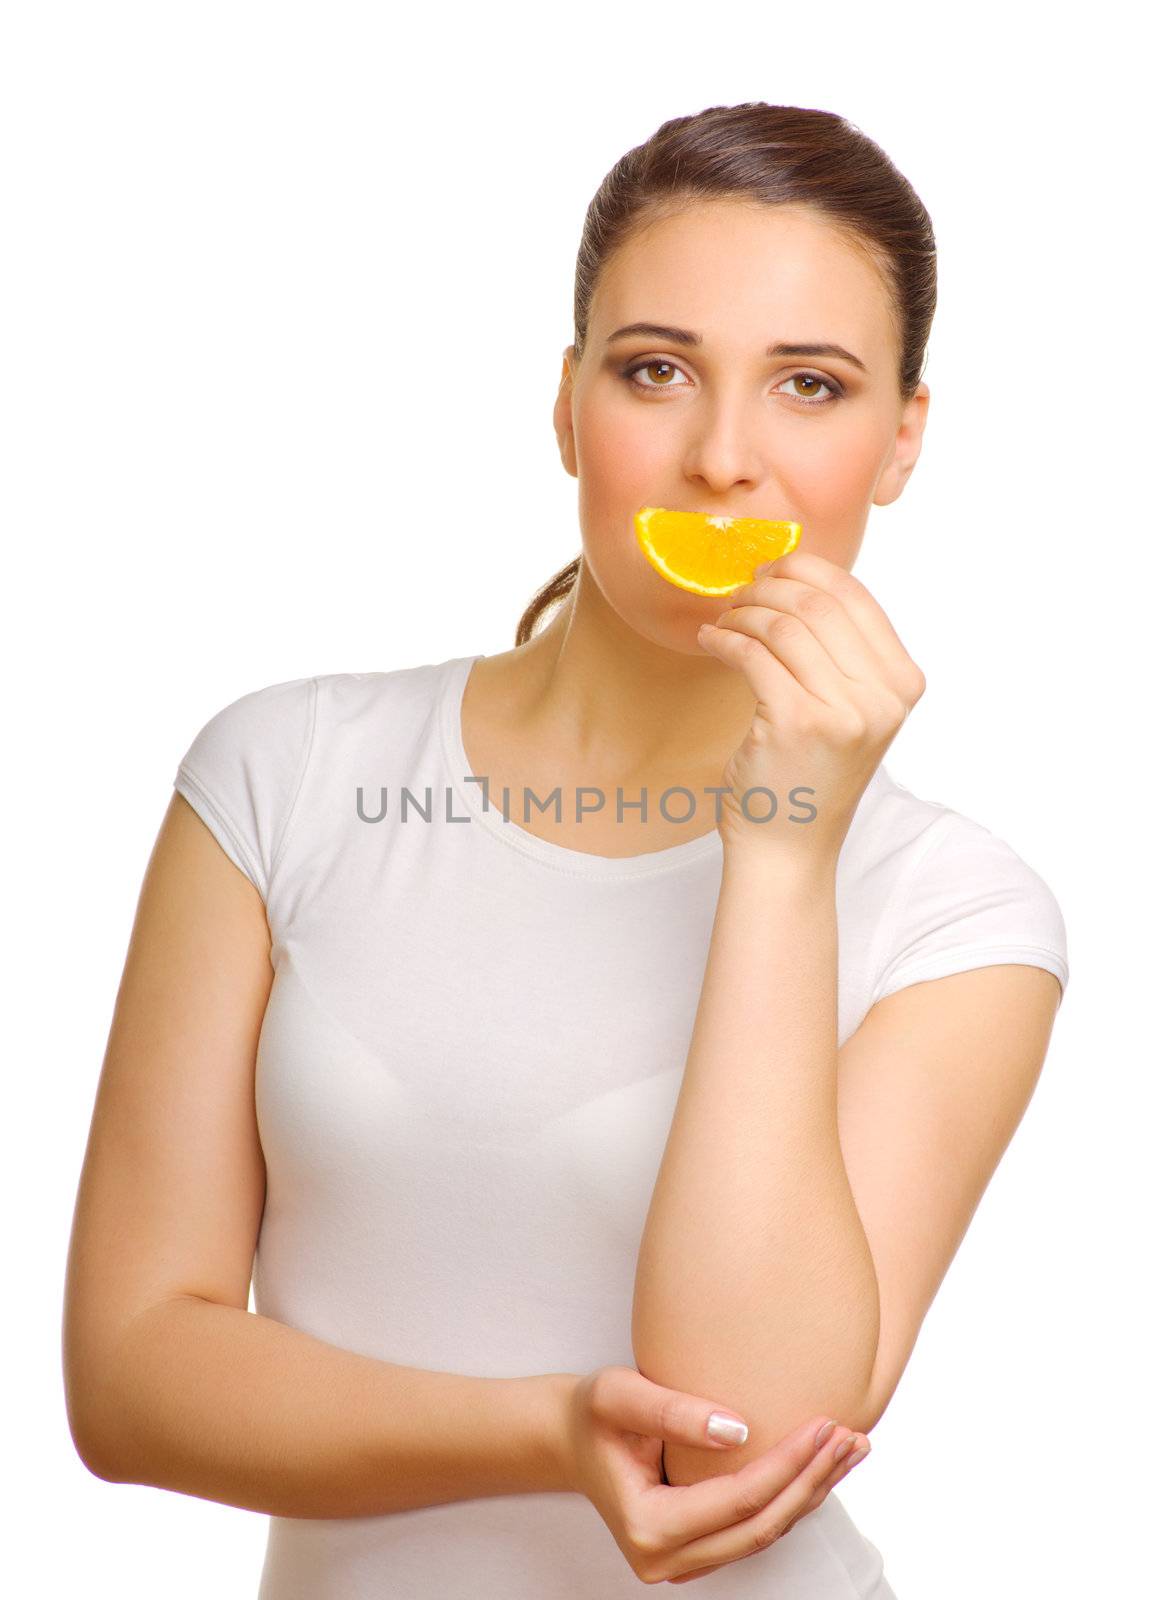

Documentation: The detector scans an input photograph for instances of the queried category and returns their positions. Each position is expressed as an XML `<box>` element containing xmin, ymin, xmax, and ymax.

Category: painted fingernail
<box><xmin>814</xmin><ymin>1420</ymin><xmax>837</xmax><ymax>1450</ymax></box>
<box><xmin>707</xmin><ymin>1412</ymin><xmax>749</xmax><ymax>1445</ymax></box>
<box><xmin>833</xmin><ymin>1434</ymin><xmax>857</xmax><ymax>1461</ymax></box>
<box><xmin>844</xmin><ymin>1443</ymin><xmax>871</xmax><ymax>1470</ymax></box>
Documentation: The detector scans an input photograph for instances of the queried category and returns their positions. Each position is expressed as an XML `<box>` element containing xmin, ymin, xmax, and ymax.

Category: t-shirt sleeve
<box><xmin>869</xmin><ymin>812</ymin><xmax>1070</xmax><ymax>1011</ymax></box>
<box><xmin>172</xmin><ymin>676</ymin><xmax>318</xmax><ymax>900</ymax></box>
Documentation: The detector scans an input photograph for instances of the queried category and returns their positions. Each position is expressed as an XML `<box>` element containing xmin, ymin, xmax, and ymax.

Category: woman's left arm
<box><xmin>631</xmin><ymin>549</ymin><xmax>1060</xmax><ymax>1488</ymax></box>
<box><xmin>632</xmin><ymin>845</ymin><xmax>880</xmax><ymax>1489</ymax></box>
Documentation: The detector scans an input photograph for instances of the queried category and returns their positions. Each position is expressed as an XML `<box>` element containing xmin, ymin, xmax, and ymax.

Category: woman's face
<box><xmin>553</xmin><ymin>199</ymin><xmax>929</xmax><ymax>654</ymax></box>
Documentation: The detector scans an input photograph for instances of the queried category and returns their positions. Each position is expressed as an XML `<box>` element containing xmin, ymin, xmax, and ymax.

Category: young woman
<box><xmin>64</xmin><ymin>103</ymin><xmax>1068</xmax><ymax>1596</ymax></box>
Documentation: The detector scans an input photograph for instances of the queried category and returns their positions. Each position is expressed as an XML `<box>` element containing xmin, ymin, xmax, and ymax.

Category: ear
<box><xmin>872</xmin><ymin>382</ymin><xmax>929</xmax><ymax>507</ymax></box>
<box><xmin>553</xmin><ymin>344</ymin><xmax>579</xmax><ymax>478</ymax></box>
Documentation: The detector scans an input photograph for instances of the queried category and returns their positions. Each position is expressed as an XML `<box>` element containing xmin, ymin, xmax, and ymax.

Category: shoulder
<box><xmin>176</xmin><ymin>675</ymin><xmax>318</xmax><ymax>772</ymax></box>
<box><xmin>176</xmin><ymin>660</ymin><xmax>449</xmax><ymax>767</ymax></box>
<box><xmin>171</xmin><ymin>661</ymin><xmax>458</xmax><ymax>897</ymax></box>
<box><xmin>858</xmin><ymin>764</ymin><xmax>1062</xmax><ymax>892</ymax></box>
<box><xmin>172</xmin><ymin>676</ymin><xmax>319</xmax><ymax>899</ymax></box>
<box><xmin>858</xmin><ymin>765</ymin><xmax>1069</xmax><ymax>1010</ymax></box>
<box><xmin>311</xmin><ymin>661</ymin><xmax>455</xmax><ymax>723</ymax></box>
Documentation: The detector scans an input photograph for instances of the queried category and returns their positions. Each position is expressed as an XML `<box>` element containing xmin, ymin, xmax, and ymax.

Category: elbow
<box><xmin>659</xmin><ymin>1375</ymin><xmax>877</xmax><ymax>1491</ymax></box>
<box><xmin>846</xmin><ymin>1393</ymin><xmax>883</xmax><ymax>1443</ymax></box>
<box><xmin>847</xmin><ymin>1367</ymin><xmax>899</xmax><ymax>1442</ymax></box>
<box><xmin>636</xmin><ymin>1309</ymin><xmax>883</xmax><ymax>1487</ymax></box>
<box><xmin>62</xmin><ymin>1275</ymin><xmax>158</xmax><ymax>1489</ymax></box>
<box><xmin>65</xmin><ymin>1395</ymin><xmax>123</xmax><ymax>1485</ymax></box>
<box><xmin>72</xmin><ymin>1436</ymin><xmax>121</xmax><ymax>1484</ymax></box>
<box><xmin>63</xmin><ymin>1336</ymin><xmax>130</xmax><ymax>1486</ymax></box>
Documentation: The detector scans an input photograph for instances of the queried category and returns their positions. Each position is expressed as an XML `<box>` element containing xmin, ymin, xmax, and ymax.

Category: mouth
<box><xmin>664</xmin><ymin>509</ymin><xmax>784</xmax><ymax>526</ymax></box>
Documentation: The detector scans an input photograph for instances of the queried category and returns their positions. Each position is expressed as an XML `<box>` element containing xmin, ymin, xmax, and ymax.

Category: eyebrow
<box><xmin>604</xmin><ymin>322</ymin><xmax>869</xmax><ymax>375</ymax></box>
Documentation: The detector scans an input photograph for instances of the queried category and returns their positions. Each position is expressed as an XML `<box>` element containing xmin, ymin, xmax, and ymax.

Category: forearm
<box><xmin>632</xmin><ymin>849</ymin><xmax>880</xmax><ymax>1486</ymax></box>
<box><xmin>80</xmin><ymin>1294</ymin><xmax>576</xmax><ymax>1517</ymax></box>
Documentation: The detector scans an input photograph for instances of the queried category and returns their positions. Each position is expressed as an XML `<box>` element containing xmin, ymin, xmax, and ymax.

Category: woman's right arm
<box><xmin>63</xmin><ymin>789</ymin><xmax>869</xmax><ymax>1565</ymax></box>
<box><xmin>76</xmin><ymin>1296</ymin><xmax>576</xmax><ymax>1517</ymax></box>
<box><xmin>62</xmin><ymin>791</ymin><xmax>577</xmax><ymax>1519</ymax></box>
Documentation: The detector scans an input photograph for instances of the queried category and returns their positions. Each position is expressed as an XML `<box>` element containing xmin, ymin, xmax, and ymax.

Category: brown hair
<box><xmin>515</xmin><ymin>101</ymin><xmax>937</xmax><ymax>646</ymax></box>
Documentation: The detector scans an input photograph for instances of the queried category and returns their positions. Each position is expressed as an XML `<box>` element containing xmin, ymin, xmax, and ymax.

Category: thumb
<box><xmin>595</xmin><ymin>1365</ymin><xmax>750</xmax><ymax>1449</ymax></box>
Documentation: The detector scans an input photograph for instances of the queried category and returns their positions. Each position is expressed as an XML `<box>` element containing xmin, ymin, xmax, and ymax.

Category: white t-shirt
<box><xmin>172</xmin><ymin>653</ymin><xmax>1069</xmax><ymax>1599</ymax></box>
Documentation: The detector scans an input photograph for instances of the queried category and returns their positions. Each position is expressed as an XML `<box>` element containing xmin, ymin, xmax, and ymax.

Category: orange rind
<box><xmin>634</xmin><ymin>506</ymin><xmax>802</xmax><ymax>596</ymax></box>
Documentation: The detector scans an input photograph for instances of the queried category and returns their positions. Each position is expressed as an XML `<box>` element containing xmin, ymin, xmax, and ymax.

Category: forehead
<box><xmin>595</xmin><ymin>201</ymin><xmax>896</xmax><ymax>364</ymax></box>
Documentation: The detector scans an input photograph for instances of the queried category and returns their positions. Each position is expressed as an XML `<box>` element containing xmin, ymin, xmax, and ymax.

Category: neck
<box><xmin>498</xmin><ymin>560</ymin><xmax>759</xmax><ymax>787</ymax></box>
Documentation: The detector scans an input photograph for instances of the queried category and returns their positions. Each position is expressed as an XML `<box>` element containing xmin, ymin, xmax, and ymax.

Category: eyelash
<box><xmin>619</xmin><ymin>357</ymin><xmax>845</xmax><ymax>407</ymax></box>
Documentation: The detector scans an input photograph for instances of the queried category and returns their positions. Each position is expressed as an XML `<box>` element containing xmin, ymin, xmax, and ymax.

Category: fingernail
<box><xmin>707</xmin><ymin>1412</ymin><xmax>749</xmax><ymax>1445</ymax></box>
<box><xmin>844</xmin><ymin>1443</ymin><xmax>871</xmax><ymax>1470</ymax></box>
<box><xmin>833</xmin><ymin>1434</ymin><xmax>857</xmax><ymax>1461</ymax></box>
<box><xmin>814</xmin><ymin>1420</ymin><xmax>837</xmax><ymax>1450</ymax></box>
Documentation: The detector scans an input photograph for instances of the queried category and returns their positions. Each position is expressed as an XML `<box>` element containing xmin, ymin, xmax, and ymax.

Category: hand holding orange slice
<box><xmin>634</xmin><ymin>506</ymin><xmax>802</xmax><ymax>597</ymax></box>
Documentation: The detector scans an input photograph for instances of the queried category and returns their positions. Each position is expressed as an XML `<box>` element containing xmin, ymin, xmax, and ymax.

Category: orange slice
<box><xmin>634</xmin><ymin>506</ymin><xmax>802</xmax><ymax>596</ymax></box>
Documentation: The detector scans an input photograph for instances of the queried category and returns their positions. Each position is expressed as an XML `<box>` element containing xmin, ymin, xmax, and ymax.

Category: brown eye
<box><xmin>778</xmin><ymin>372</ymin><xmax>843</xmax><ymax>407</ymax></box>
<box><xmin>624</xmin><ymin>359</ymin><xmax>687</xmax><ymax>389</ymax></box>
<box><xmin>620</xmin><ymin>359</ymin><xmax>844</xmax><ymax>407</ymax></box>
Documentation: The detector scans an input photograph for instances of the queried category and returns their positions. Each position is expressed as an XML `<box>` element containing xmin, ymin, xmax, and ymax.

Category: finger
<box><xmin>703</xmin><ymin>605</ymin><xmax>854</xmax><ymax>709</ymax></box>
<box><xmin>655</xmin><ymin>1422</ymin><xmax>856</xmax><ymax>1581</ymax></box>
<box><xmin>661</xmin><ymin>1429</ymin><xmax>853</xmax><ymax>1584</ymax></box>
<box><xmin>697</xmin><ymin>619</ymin><xmax>811</xmax><ymax>724</ymax></box>
<box><xmin>788</xmin><ymin>1433</ymin><xmax>872</xmax><ymax>1529</ymax></box>
<box><xmin>591</xmin><ymin>1364</ymin><xmax>752</xmax><ymax>1455</ymax></box>
<box><xmin>740</xmin><ymin>549</ymin><xmax>923</xmax><ymax>701</ymax></box>
<box><xmin>667</xmin><ymin>1431</ymin><xmax>872</xmax><ymax>1584</ymax></box>
<box><xmin>650</xmin><ymin>1414</ymin><xmax>837</xmax><ymax>1550</ymax></box>
<box><xmin>726</xmin><ymin>575</ymin><xmax>886</xmax><ymax>684</ymax></box>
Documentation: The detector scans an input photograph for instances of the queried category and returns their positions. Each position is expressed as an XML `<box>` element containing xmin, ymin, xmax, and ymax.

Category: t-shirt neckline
<box><xmin>437</xmin><ymin>654</ymin><xmax>725</xmax><ymax>879</ymax></box>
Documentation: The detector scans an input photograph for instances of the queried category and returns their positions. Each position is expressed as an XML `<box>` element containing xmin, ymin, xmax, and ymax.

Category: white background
<box><xmin>5</xmin><ymin>2</ymin><xmax>1161</xmax><ymax>1595</ymax></box>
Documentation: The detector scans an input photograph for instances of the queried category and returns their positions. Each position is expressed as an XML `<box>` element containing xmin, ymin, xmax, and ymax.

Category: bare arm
<box><xmin>62</xmin><ymin>791</ymin><xmax>574</xmax><ymax>1516</ymax></box>
<box><xmin>632</xmin><ymin>852</ymin><xmax>880</xmax><ymax>1488</ymax></box>
<box><xmin>633</xmin><ymin>554</ymin><xmax>1060</xmax><ymax>1487</ymax></box>
<box><xmin>631</xmin><ymin>847</ymin><xmax>1062</xmax><ymax>1489</ymax></box>
<box><xmin>80</xmin><ymin>1294</ymin><xmax>574</xmax><ymax>1516</ymax></box>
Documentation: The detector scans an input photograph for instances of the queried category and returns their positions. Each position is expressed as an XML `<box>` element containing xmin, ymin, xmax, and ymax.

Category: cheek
<box><xmin>574</xmin><ymin>388</ymin><xmax>674</xmax><ymax>498</ymax></box>
<box><xmin>782</xmin><ymin>422</ymin><xmax>886</xmax><ymax>515</ymax></box>
<box><xmin>573</xmin><ymin>399</ymin><xmax>669</xmax><ymax>580</ymax></box>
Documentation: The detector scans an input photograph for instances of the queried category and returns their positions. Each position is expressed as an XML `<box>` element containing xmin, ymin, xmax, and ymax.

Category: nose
<box><xmin>680</xmin><ymin>394</ymin><xmax>769</xmax><ymax>497</ymax></box>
